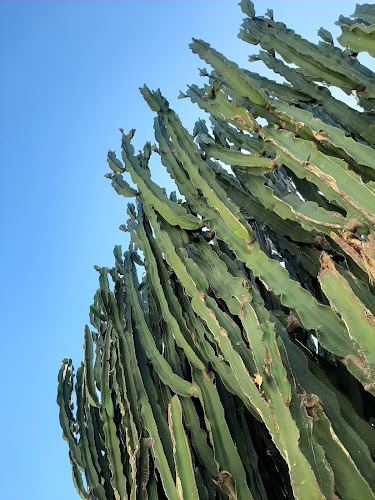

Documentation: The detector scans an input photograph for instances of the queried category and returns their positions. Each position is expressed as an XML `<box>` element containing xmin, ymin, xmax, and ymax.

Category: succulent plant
<box><xmin>58</xmin><ymin>2</ymin><xmax>375</xmax><ymax>498</ymax></box>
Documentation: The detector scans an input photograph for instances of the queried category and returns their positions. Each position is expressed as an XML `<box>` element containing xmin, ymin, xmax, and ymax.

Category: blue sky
<box><xmin>0</xmin><ymin>1</ymin><xmax>361</xmax><ymax>498</ymax></box>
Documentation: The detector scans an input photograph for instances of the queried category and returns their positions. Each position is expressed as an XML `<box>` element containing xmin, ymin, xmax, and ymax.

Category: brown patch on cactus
<box><xmin>203</xmin><ymin>230</ymin><xmax>215</xmax><ymax>242</ymax></box>
<box><xmin>303</xmin><ymin>162</ymin><xmax>375</xmax><ymax>226</ymax></box>
<box><xmin>286</xmin><ymin>312</ymin><xmax>303</xmax><ymax>334</ymax></box>
<box><xmin>270</xmin><ymin>157</ymin><xmax>279</xmax><ymax>170</ymax></box>
<box><xmin>364</xmin><ymin>382</ymin><xmax>375</xmax><ymax>395</ymax></box>
<box><xmin>247</xmin><ymin>236</ymin><xmax>255</xmax><ymax>251</ymax></box>
<box><xmin>330</xmin><ymin>232</ymin><xmax>375</xmax><ymax>283</ymax></box>
<box><xmin>319</xmin><ymin>251</ymin><xmax>335</xmax><ymax>275</ymax></box>
<box><xmin>313</xmin><ymin>234</ymin><xmax>327</xmax><ymax>248</ymax></box>
<box><xmin>304</xmin><ymin>162</ymin><xmax>337</xmax><ymax>190</ymax></box>
<box><xmin>319</xmin><ymin>252</ymin><xmax>375</xmax><ymax>322</ymax></box>
<box><xmin>190</xmin><ymin>385</ymin><xmax>199</xmax><ymax>396</ymax></box>
<box><xmin>213</xmin><ymin>471</ymin><xmax>236</xmax><ymax>499</ymax></box>
<box><xmin>345</xmin><ymin>354</ymin><xmax>375</xmax><ymax>395</ymax></box>
<box><xmin>356</xmin><ymin>84</ymin><xmax>370</xmax><ymax>96</ymax></box>
<box><xmin>313</xmin><ymin>129</ymin><xmax>330</xmax><ymax>142</ymax></box>
<box><xmin>207</xmin><ymin>309</ymin><xmax>215</xmax><ymax>320</ymax></box>
<box><xmin>233</xmin><ymin>115</ymin><xmax>246</xmax><ymax>127</ymax></box>
<box><xmin>219</xmin><ymin>327</ymin><xmax>229</xmax><ymax>338</ymax></box>
<box><xmin>299</xmin><ymin>392</ymin><xmax>322</xmax><ymax>417</ymax></box>
<box><xmin>254</xmin><ymin>373</ymin><xmax>262</xmax><ymax>387</ymax></box>
<box><xmin>344</xmin><ymin>218</ymin><xmax>361</xmax><ymax>232</ymax></box>
<box><xmin>238</xmin><ymin>295</ymin><xmax>249</xmax><ymax>318</ymax></box>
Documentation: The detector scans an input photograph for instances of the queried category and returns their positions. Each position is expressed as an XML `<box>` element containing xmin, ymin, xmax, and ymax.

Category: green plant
<box><xmin>57</xmin><ymin>2</ymin><xmax>375</xmax><ymax>498</ymax></box>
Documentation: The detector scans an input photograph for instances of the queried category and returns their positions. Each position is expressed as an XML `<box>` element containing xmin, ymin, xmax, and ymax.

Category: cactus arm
<box><xmin>123</xmin><ymin>251</ymin><xmax>197</xmax><ymax>397</ymax></box>
<box><xmin>238</xmin><ymin>2</ymin><xmax>375</xmax><ymax>99</ymax></box>
<box><xmin>189</xmin><ymin>38</ymin><xmax>267</xmax><ymax>107</ymax></box>
<box><xmin>352</xmin><ymin>3</ymin><xmax>375</xmax><ymax>24</ymax></box>
<box><xmin>272</xmin><ymin>314</ymin><xmax>375</xmax><ymax>490</ymax></box>
<box><xmin>237</xmin><ymin>172</ymin><xmax>354</xmax><ymax>235</ymax></box>
<box><xmin>136</xmin><ymin>438</ymin><xmax>151</xmax><ymax>500</ymax></box>
<box><xmin>253</xmin><ymin>272</ymin><xmax>375</xmax><ymax>492</ymax></box>
<box><xmin>111</xmin><ymin>335</ymin><xmax>139</xmax><ymax>500</ymax></box>
<box><xmin>208</xmin><ymin>116</ymin><xmax>262</xmax><ymax>153</ymax></box>
<box><xmin>254</xmin><ymin>324</ymin><xmax>325</xmax><ymax>499</ymax></box>
<box><xmin>263</xmin><ymin>127</ymin><xmax>375</xmax><ymax>230</ymax></box>
<box><xmin>143</xmin><ymin>89</ymin><xmax>254</xmax><ymax>241</ymax></box>
<box><xmin>69</xmin><ymin>451</ymin><xmax>88</xmax><ymax>499</ymax></box>
<box><xmin>192</xmin><ymin>369</ymin><xmax>254</xmax><ymax>500</ymax></box>
<box><xmin>206</xmin><ymin>159</ymin><xmax>315</xmax><ymax>243</ymax></box>
<box><xmin>168</xmin><ymin>396</ymin><xmax>200</xmax><ymax>500</ymax></box>
<box><xmin>243</xmin><ymin>67</ymin><xmax>314</xmax><ymax>104</ymax></box>
<box><xmin>115</xmin><ymin>331</ymin><xmax>141</xmax><ymax>432</ymax></box>
<box><xmin>186</xmin><ymin>237</ymin><xmax>265</xmax><ymax>371</ymax></box>
<box><xmin>99</xmin><ymin>329</ymin><xmax>129</xmax><ymax>500</ymax></box>
<box><xmin>136</xmin><ymin>387</ymin><xmax>179</xmax><ymax>500</ymax></box>
<box><xmin>173</xmin><ymin>279</ymin><xmax>262</xmax><ymax>420</ymax></box>
<box><xmin>163</xmin><ymin>128</ymin><xmax>253</xmax><ymax>241</ymax></box>
<box><xmin>107</xmin><ymin>150</ymin><xmax>125</xmax><ymax>173</ymax></box>
<box><xmin>135</xmin><ymin>211</ymin><xmax>206</xmax><ymax>370</ymax></box>
<box><xmin>57</xmin><ymin>359</ymin><xmax>79</xmax><ymax>447</ymax></box>
<box><xmin>308</xmin><ymin>361</ymin><xmax>375</xmax><ymax>488</ymax></box>
<box><xmin>84</xmin><ymin>326</ymin><xmax>101</xmax><ymax>408</ymax></box>
<box><xmin>130</xmin><ymin>328</ymin><xmax>175</xmax><ymax>473</ymax></box>
<box><xmin>268</xmin><ymin>98</ymin><xmax>375</xmax><ymax>181</ymax></box>
<box><xmin>57</xmin><ymin>360</ymin><xmax>89</xmax><ymax>498</ymax></box>
<box><xmin>185</xmin><ymin>83</ymin><xmax>256</xmax><ymax>132</ymax></box>
<box><xmin>121</xmin><ymin>302</ymin><xmax>179</xmax><ymax>499</ymax></box>
<box><xmin>119</xmin><ymin>131</ymin><xmax>202</xmax><ymax>231</ymax></box>
<box><xmin>337</xmin><ymin>17</ymin><xmax>375</xmax><ymax>57</ymax></box>
<box><xmin>312</xmin><ymin>405</ymin><xmax>374</xmax><ymax>499</ymax></box>
<box><xmin>318</xmin><ymin>253</ymin><xmax>375</xmax><ymax>394</ymax></box>
<box><xmin>105</xmin><ymin>171</ymin><xmax>138</xmax><ymax>198</ymax></box>
<box><xmin>142</xmin><ymin>203</ymin><xmax>272</xmax><ymax>418</ymax></box>
<box><xmin>256</xmin><ymin>51</ymin><xmax>375</xmax><ymax>147</ymax></box>
<box><xmin>180</xmin><ymin>397</ymin><xmax>219</xmax><ymax>478</ymax></box>
<box><xmin>76</xmin><ymin>365</ymin><xmax>108</xmax><ymax>500</ymax></box>
<box><xmin>201</xmin><ymin>143</ymin><xmax>274</xmax><ymax>175</ymax></box>
<box><xmin>139</xmin><ymin>214</ymin><xmax>244</xmax><ymax>396</ymax></box>
<box><xmin>281</xmin><ymin>380</ymin><xmax>335</xmax><ymax>499</ymax></box>
<box><xmin>107</xmin><ymin>291</ymin><xmax>124</xmax><ymax>336</ymax></box>
<box><xmin>337</xmin><ymin>266</ymin><xmax>375</xmax><ymax>315</ymax></box>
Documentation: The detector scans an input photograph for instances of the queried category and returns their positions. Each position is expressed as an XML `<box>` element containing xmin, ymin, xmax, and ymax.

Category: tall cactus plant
<box><xmin>57</xmin><ymin>2</ymin><xmax>375</xmax><ymax>498</ymax></box>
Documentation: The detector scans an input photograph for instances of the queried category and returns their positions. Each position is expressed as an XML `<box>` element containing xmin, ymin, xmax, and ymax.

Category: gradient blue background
<box><xmin>0</xmin><ymin>1</ymin><xmax>363</xmax><ymax>498</ymax></box>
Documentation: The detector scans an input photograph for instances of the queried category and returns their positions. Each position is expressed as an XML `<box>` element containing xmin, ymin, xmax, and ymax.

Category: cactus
<box><xmin>58</xmin><ymin>2</ymin><xmax>375</xmax><ymax>498</ymax></box>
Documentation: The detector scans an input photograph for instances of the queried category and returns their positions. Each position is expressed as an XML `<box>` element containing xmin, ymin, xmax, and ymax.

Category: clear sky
<box><xmin>0</xmin><ymin>1</ymin><xmax>362</xmax><ymax>498</ymax></box>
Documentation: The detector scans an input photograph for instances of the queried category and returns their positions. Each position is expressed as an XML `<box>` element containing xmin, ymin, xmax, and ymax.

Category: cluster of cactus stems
<box><xmin>57</xmin><ymin>2</ymin><xmax>375</xmax><ymax>498</ymax></box>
